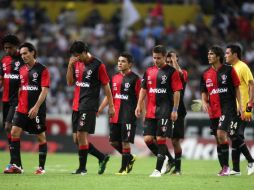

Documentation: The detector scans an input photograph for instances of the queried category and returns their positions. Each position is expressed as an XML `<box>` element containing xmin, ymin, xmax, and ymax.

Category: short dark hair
<box><xmin>19</xmin><ymin>42</ymin><xmax>37</xmax><ymax>58</ymax></box>
<box><xmin>70</xmin><ymin>41</ymin><xmax>89</xmax><ymax>54</ymax></box>
<box><xmin>209</xmin><ymin>45</ymin><xmax>224</xmax><ymax>63</ymax></box>
<box><xmin>1</xmin><ymin>34</ymin><xmax>20</xmax><ymax>46</ymax></box>
<box><xmin>119</xmin><ymin>52</ymin><xmax>134</xmax><ymax>64</ymax></box>
<box><xmin>153</xmin><ymin>45</ymin><xmax>167</xmax><ymax>56</ymax></box>
<box><xmin>226</xmin><ymin>44</ymin><xmax>242</xmax><ymax>60</ymax></box>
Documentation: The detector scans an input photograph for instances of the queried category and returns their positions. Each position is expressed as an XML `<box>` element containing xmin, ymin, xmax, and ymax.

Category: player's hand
<box><xmin>191</xmin><ymin>99</ymin><xmax>202</xmax><ymax>112</ymax></box>
<box><xmin>28</xmin><ymin>106</ymin><xmax>39</xmax><ymax>119</ymax></box>
<box><xmin>108</xmin><ymin>105</ymin><xmax>115</xmax><ymax>118</ymax></box>
<box><xmin>69</xmin><ymin>56</ymin><xmax>79</xmax><ymax>66</ymax></box>
<box><xmin>96</xmin><ymin>108</ymin><xmax>103</xmax><ymax>117</ymax></box>
<box><xmin>135</xmin><ymin>106</ymin><xmax>142</xmax><ymax>118</ymax></box>
<box><xmin>171</xmin><ymin>111</ymin><xmax>178</xmax><ymax>122</ymax></box>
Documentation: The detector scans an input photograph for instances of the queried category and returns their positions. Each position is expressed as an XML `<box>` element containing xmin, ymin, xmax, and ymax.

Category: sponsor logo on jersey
<box><xmin>206</xmin><ymin>79</ymin><xmax>213</xmax><ymax>87</ymax></box>
<box><xmin>75</xmin><ymin>81</ymin><xmax>90</xmax><ymax>87</ymax></box>
<box><xmin>210</xmin><ymin>88</ymin><xmax>228</xmax><ymax>95</ymax></box>
<box><xmin>149</xmin><ymin>88</ymin><xmax>167</xmax><ymax>93</ymax></box>
<box><xmin>22</xmin><ymin>85</ymin><xmax>39</xmax><ymax>91</ymax></box>
<box><xmin>115</xmin><ymin>93</ymin><xmax>129</xmax><ymax>100</ymax></box>
<box><xmin>4</xmin><ymin>73</ymin><xmax>19</xmax><ymax>79</ymax></box>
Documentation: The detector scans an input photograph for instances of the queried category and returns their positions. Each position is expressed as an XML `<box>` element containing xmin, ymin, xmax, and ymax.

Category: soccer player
<box><xmin>0</xmin><ymin>35</ymin><xmax>24</xmax><ymax>171</ymax></box>
<box><xmin>165</xmin><ymin>51</ymin><xmax>188</xmax><ymax>175</ymax></box>
<box><xmin>98</xmin><ymin>52</ymin><xmax>141</xmax><ymax>175</ymax></box>
<box><xmin>135</xmin><ymin>45</ymin><xmax>182</xmax><ymax>177</ymax></box>
<box><xmin>66</xmin><ymin>41</ymin><xmax>115</xmax><ymax>175</ymax></box>
<box><xmin>200</xmin><ymin>46</ymin><xmax>242</xmax><ymax>176</ymax></box>
<box><xmin>4</xmin><ymin>42</ymin><xmax>50</xmax><ymax>175</ymax></box>
<box><xmin>225</xmin><ymin>44</ymin><xmax>254</xmax><ymax>176</ymax></box>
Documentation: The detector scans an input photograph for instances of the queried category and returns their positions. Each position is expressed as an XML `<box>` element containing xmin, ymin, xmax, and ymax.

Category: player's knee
<box><xmin>37</xmin><ymin>133</ymin><xmax>47</xmax><ymax>144</ymax></box>
<box><xmin>144</xmin><ymin>136</ymin><xmax>154</xmax><ymax>144</ymax></box>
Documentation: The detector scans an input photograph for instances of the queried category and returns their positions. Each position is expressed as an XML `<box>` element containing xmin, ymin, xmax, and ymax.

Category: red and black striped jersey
<box><xmin>17</xmin><ymin>62</ymin><xmax>50</xmax><ymax>114</ymax></box>
<box><xmin>178</xmin><ymin>69</ymin><xmax>188</xmax><ymax>117</ymax></box>
<box><xmin>0</xmin><ymin>54</ymin><xmax>24</xmax><ymax>105</ymax></box>
<box><xmin>200</xmin><ymin>64</ymin><xmax>240</xmax><ymax>119</ymax></box>
<box><xmin>110</xmin><ymin>71</ymin><xmax>141</xmax><ymax>124</ymax></box>
<box><xmin>142</xmin><ymin>64</ymin><xmax>183</xmax><ymax>119</ymax></box>
<box><xmin>72</xmin><ymin>57</ymin><xmax>109</xmax><ymax>112</ymax></box>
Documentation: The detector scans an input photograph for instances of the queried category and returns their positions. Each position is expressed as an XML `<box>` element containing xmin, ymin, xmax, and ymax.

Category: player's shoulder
<box><xmin>0</xmin><ymin>55</ymin><xmax>11</xmax><ymax>63</ymax></box>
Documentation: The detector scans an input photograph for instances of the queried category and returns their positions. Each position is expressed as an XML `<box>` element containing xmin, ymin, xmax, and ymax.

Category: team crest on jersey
<box><xmin>124</xmin><ymin>83</ymin><xmax>130</xmax><ymax>91</ymax></box>
<box><xmin>14</xmin><ymin>61</ymin><xmax>20</xmax><ymax>71</ymax></box>
<box><xmin>161</xmin><ymin>75</ymin><xmax>167</xmax><ymax>84</ymax></box>
<box><xmin>161</xmin><ymin>126</ymin><xmax>167</xmax><ymax>132</ymax></box>
<box><xmin>221</xmin><ymin>74</ymin><xmax>227</xmax><ymax>84</ymax></box>
<box><xmin>32</xmin><ymin>72</ymin><xmax>38</xmax><ymax>82</ymax></box>
<box><xmin>206</xmin><ymin>79</ymin><xmax>213</xmax><ymax>87</ymax></box>
<box><xmin>85</xmin><ymin>69</ymin><xmax>92</xmax><ymax>79</ymax></box>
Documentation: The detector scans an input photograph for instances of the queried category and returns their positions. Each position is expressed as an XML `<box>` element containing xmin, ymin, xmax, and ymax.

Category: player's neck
<box><xmin>212</xmin><ymin>62</ymin><xmax>222</xmax><ymax>70</ymax></box>
<box><xmin>121</xmin><ymin>69</ymin><xmax>131</xmax><ymax>75</ymax></box>
<box><xmin>26</xmin><ymin>59</ymin><xmax>36</xmax><ymax>69</ymax></box>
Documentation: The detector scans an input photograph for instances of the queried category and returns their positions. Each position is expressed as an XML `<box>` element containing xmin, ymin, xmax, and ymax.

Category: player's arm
<box><xmin>97</xmin><ymin>97</ymin><xmax>108</xmax><ymax>116</ymax></box>
<box><xmin>0</xmin><ymin>75</ymin><xmax>3</xmax><ymax>88</ymax></box>
<box><xmin>102</xmin><ymin>83</ymin><xmax>115</xmax><ymax>118</ymax></box>
<box><xmin>235</xmin><ymin>86</ymin><xmax>243</xmax><ymax>116</ymax></box>
<box><xmin>170</xmin><ymin>53</ymin><xmax>183</xmax><ymax>74</ymax></box>
<box><xmin>247</xmin><ymin>80</ymin><xmax>254</xmax><ymax>108</ymax></box>
<box><xmin>135</xmin><ymin>88</ymin><xmax>146</xmax><ymax>118</ymax></box>
<box><xmin>66</xmin><ymin>57</ymin><xmax>78</xmax><ymax>86</ymax></box>
<box><xmin>28</xmin><ymin>87</ymin><xmax>48</xmax><ymax>119</ymax></box>
<box><xmin>171</xmin><ymin>90</ymin><xmax>180</xmax><ymax>122</ymax></box>
<box><xmin>201</xmin><ymin>92</ymin><xmax>209</xmax><ymax>112</ymax></box>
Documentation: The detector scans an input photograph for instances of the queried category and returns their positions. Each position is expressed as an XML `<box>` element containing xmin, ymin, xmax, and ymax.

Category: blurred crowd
<box><xmin>1</xmin><ymin>0</ymin><xmax>254</xmax><ymax>114</ymax></box>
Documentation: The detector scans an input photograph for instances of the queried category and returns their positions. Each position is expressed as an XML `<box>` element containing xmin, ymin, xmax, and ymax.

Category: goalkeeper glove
<box><xmin>191</xmin><ymin>99</ymin><xmax>202</xmax><ymax>112</ymax></box>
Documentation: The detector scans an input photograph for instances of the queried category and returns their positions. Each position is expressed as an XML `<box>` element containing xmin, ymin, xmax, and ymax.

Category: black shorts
<box><xmin>168</xmin><ymin>116</ymin><xmax>185</xmax><ymax>138</ymax></box>
<box><xmin>2</xmin><ymin>102</ymin><xmax>16</xmax><ymax>124</ymax></box>
<box><xmin>218</xmin><ymin>114</ymin><xmax>238</xmax><ymax>133</ymax></box>
<box><xmin>210</xmin><ymin>118</ymin><xmax>219</xmax><ymax>136</ymax></box>
<box><xmin>229</xmin><ymin>115</ymin><xmax>245</xmax><ymax>138</ymax></box>
<box><xmin>109</xmin><ymin>123</ymin><xmax>136</xmax><ymax>143</ymax></box>
<box><xmin>12</xmin><ymin>111</ymin><xmax>46</xmax><ymax>134</ymax></box>
<box><xmin>72</xmin><ymin>111</ymin><xmax>96</xmax><ymax>134</ymax></box>
<box><xmin>143</xmin><ymin>118</ymin><xmax>171</xmax><ymax>137</ymax></box>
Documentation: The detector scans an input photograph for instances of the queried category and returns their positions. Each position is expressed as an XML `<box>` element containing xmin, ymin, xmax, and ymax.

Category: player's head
<box><xmin>225</xmin><ymin>44</ymin><xmax>242</xmax><ymax>64</ymax></box>
<box><xmin>1</xmin><ymin>34</ymin><xmax>20</xmax><ymax>56</ymax></box>
<box><xmin>152</xmin><ymin>45</ymin><xmax>167</xmax><ymax>68</ymax></box>
<box><xmin>70</xmin><ymin>41</ymin><xmax>89</xmax><ymax>62</ymax></box>
<box><xmin>19</xmin><ymin>42</ymin><xmax>37</xmax><ymax>64</ymax></box>
<box><xmin>118</xmin><ymin>52</ymin><xmax>133</xmax><ymax>73</ymax></box>
<box><xmin>208</xmin><ymin>46</ymin><xmax>224</xmax><ymax>65</ymax></box>
<box><xmin>166</xmin><ymin>51</ymin><xmax>179</xmax><ymax>66</ymax></box>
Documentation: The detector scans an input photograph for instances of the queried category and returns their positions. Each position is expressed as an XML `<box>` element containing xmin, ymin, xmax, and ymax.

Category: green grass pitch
<box><xmin>0</xmin><ymin>152</ymin><xmax>254</xmax><ymax>190</ymax></box>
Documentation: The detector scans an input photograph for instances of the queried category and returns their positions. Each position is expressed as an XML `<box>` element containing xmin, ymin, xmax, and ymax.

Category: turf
<box><xmin>0</xmin><ymin>152</ymin><xmax>253</xmax><ymax>190</ymax></box>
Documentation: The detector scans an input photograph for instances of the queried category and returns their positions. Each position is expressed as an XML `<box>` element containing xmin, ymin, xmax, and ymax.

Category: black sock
<box><xmin>78</xmin><ymin>145</ymin><xmax>88</xmax><ymax>170</ymax></box>
<box><xmin>165</xmin><ymin>148</ymin><xmax>174</xmax><ymax>163</ymax></box>
<box><xmin>111</xmin><ymin>142</ymin><xmax>122</xmax><ymax>154</ymax></box>
<box><xmin>175</xmin><ymin>151</ymin><xmax>182</xmax><ymax>171</ymax></box>
<box><xmin>146</xmin><ymin>141</ymin><xmax>158</xmax><ymax>156</ymax></box>
<box><xmin>233</xmin><ymin>136</ymin><xmax>254</xmax><ymax>163</ymax></box>
<box><xmin>121</xmin><ymin>153</ymin><xmax>130</xmax><ymax>170</ymax></box>
<box><xmin>11</xmin><ymin>138</ymin><xmax>22</xmax><ymax>167</ymax></box>
<box><xmin>39</xmin><ymin>143</ymin><xmax>47</xmax><ymax>170</ymax></box>
<box><xmin>217</xmin><ymin>146</ymin><xmax>224</xmax><ymax>168</ymax></box>
<box><xmin>156</xmin><ymin>144</ymin><xmax>167</xmax><ymax>171</ymax></box>
<box><xmin>220</xmin><ymin>144</ymin><xmax>229</xmax><ymax>167</ymax></box>
<box><xmin>7</xmin><ymin>133</ymin><xmax>12</xmax><ymax>164</ymax></box>
<box><xmin>231</xmin><ymin>140</ymin><xmax>240</xmax><ymax>171</ymax></box>
<box><xmin>89</xmin><ymin>143</ymin><xmax>105</xmax><ymax>161</ymax></box>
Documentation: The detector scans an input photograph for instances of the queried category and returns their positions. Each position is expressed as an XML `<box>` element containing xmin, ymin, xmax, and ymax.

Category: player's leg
<box><xmin>35</xmin><ymin>132</ymin><xmax>47</xmax><ymax>174</ymax></box>
<box><xmin>143</xmin><ymin>119</ymin><xmax>158</xmax><ymax>156</ymax></box>
<box><xmin>171</xmin><ymin>138</ymin><xmax>182</xmax><ymax>175</ymax></box>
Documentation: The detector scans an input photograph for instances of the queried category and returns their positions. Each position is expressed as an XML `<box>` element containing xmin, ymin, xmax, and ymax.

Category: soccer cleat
<box><xmin>160</xmin><ymin>156</ymin><xmax>169</xmax><ymax>174</ymax></box>
<box><xmin>247</xmin><ymin>162</ymin><xmax>254</xmax><ymax>176</ymax></box>
<box><xmin>115</xmin><ymin>168</ymin><xmax>128</xmax><ymax>175</ymax></box>
<box><xmin>229</xmin><ymin>170</ymin><xmax>241</xmax><ymax>176</ymax></box>
<box><xmin>72</xmin><ymin>168</ymin><xmax>87</xmax><ymax>175</ymax></box>
<box><xmin>35</xmin><ymin>167</ymin><xmax>46</xmax><ymax>175</ymax></box>
<box><xmin>149</xmin><ymin>169</ymin><xmax>161</xmax><ymax>177</ymax></box>
<box><xmin>127</xmin><ymin>154</ymin><xmax>136</xmax><ymax>173</ymax></box>
<box><xmin>217</xmin><ymin>166</ymin><xmax>230</xmax><ymax>176</ymax></box>
<box><xmin>4</xmin><ymin>164</ymin><xmax>23</xmax><ymax>174</ymax></box>
<box><xmin>98</xmin><ymin>154</ymin><xmax>110</xmax><ymax>175</ymax></box>
<box><xmin>171</xmin><ymin>169</ymin><xmax>182</xmax><ymax>175</ymax></box>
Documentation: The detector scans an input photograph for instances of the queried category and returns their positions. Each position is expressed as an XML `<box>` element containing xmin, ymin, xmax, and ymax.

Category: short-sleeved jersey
<box><xmin>200</xmin><ymin>64</ymin><xmax>240</xmax><ymax>119</ymax></box>
<box><xmin>142</xmin><ymin>64</ymin><xmax>183</xmax><ymax>119</ymax></box>
<box><xmin>0</xmin><ymin>54</ymin><xmax>24</xmax><ymax>105</ymax></box>
<box><xmin>178</xmin><ymin>69</ymin><xmax>188</xmax><ymax>117</ymax></box>
<box><xmin>232</xmin><ymin>60</ymin><xmax>254</xmax><ymax>107</ymax></box>
<box><xmin>17</xmin><ymin>62</ymin><xmax>50</xmax><ymax>114</ymax></box>
<box><xmin>110</xmin><ymin>71</ymin><xmax>141</xmax><ymax>124</ymax></box>
<box><xmin>72</xmin><ymin>57</ymin><xmax>109</xmax><ymax>112</ymax></box>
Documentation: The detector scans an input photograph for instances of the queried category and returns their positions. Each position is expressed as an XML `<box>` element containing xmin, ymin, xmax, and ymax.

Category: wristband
<box><xmin>172</xmin><ymin>107</ymin><xmax>178</xmax><ymax>112</ymax></box>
